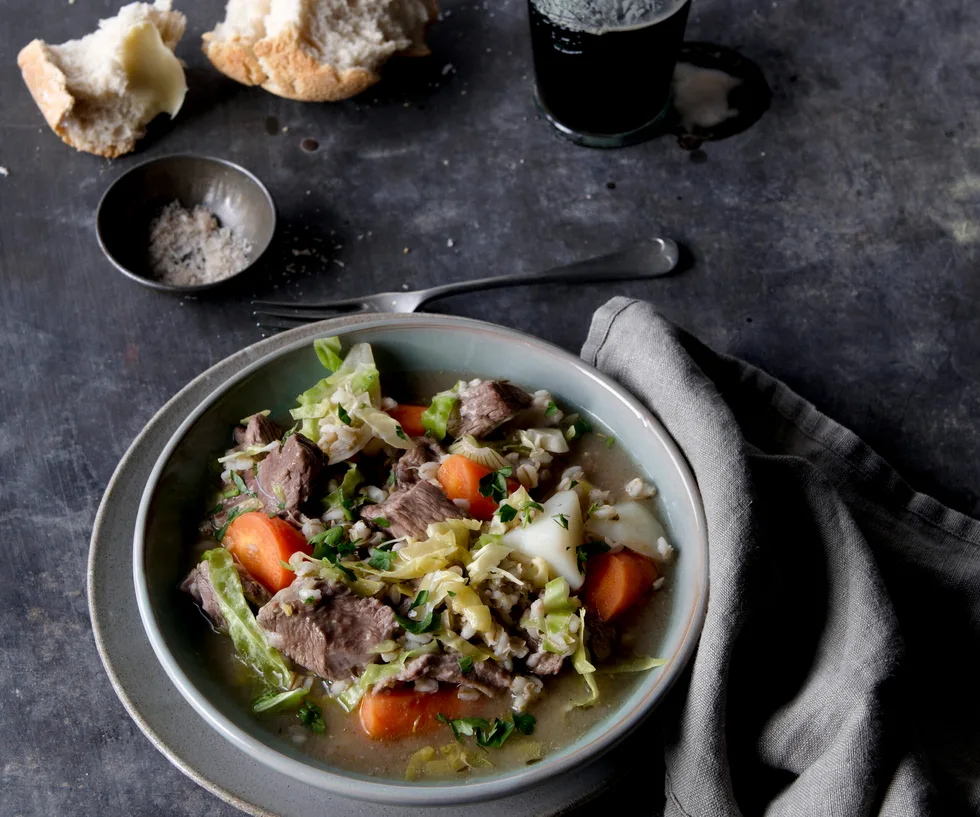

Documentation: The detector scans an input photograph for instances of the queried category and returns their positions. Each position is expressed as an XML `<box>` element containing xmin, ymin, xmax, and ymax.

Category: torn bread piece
<box><xmin>18</xmin><ymin>0</ymin><xmax>187</xmax><ymax>159</ymax></box>
<box><xmin>203</xmin><ymin>0</ymin><xmax>437</xmax><ymax>102</ymax></box>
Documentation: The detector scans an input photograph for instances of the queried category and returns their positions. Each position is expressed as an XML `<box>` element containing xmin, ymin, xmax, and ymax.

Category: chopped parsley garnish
<box><xmin>478</xmin><ymin>466</ymin><xmax>513</xmax><ymax>502</ymax></box>
<box><xmin>497</xmin><ymin>504</ymin><xmax>518</xmax><ymax>524</ymax></box>
<box><xmin>552</xmin><ymin>513</ymin><xmax>569</xmax><ymax>530</ymax></box>
<box><xmin>522</xmin><ymin>500</ymin><xmax>544</xmax><ymax>528</ymax></box>
<box><xmin>215</xmin><ymin>505</ymin><xmax>248</xmax><ymax>541</ymax></box>
<box><xmin>437</xmin><ymin>714</ymin><xmax>488</xmax><ymax>742</ymax></box>
<box><xmin>605</xmin><ymin>436</ymin><xmax>616</xmax><ymax>448</ymax></box>
<box><xmin>478</xmin><ymin>718</ymin><xmax>515</xmax><ymax>748</ymax></box>
<box><xmin>222</xmin><ymin>485</ymin><xmax>240</xmax><ymax>499</ymax></box>
<box><xmin>545</xmin><ymin>400</ymin><xmax>558</xmax><ymax>416</ymax></box>
<box><xmin>395</xmin><ymin>425</ymin><xmax>408</xmax><ymax>441</ymax></box>
<box><xmin>570</xmin><ymin>480</ymin><xmax>579</xmax><ymax>489</ymax></box>
<box><xmin>458</xmin><ymin>656</ymin><xmax>474</xmax><ymax>674</ymax></box>
<box><xmin>372</xmin><ymin>516</ymin><xmax>391</xmax><ymax>528</ymax></box>
<box><xmin>298</xmin><ymin>700</ymin><xmax>326</xmax><ymax>735</ymax></box>
<box><xmin>577</xmin><ymin>540</ymin><xmax>610</xmax><ymax>570</ymax></box>
<box><xmin>368</xmin><ymin>549</ymin><xmax>397</xmax><ymax>571</ymax></box>
<box><xmin>586</xmin><ymin>502</ymin><xmax>601</xmax><ymax>520</ymax></box>
<box><xmin>446</xmin><ymin>591</ymin><xmax>456</xmax><ymax>597</ymax></box>
<box><xmin>437</xmin><ymin>714</ymin><xmax>527</xmax><ymax>748</ymax></box>
<box><xmin>310</xmin><ymin>526</ymin><xmax>358</xmax><ymax>570</ymax></box>
<box><xmin>210</xmin><ymin>502</ymin><xmax>224</xmax><ymax>515</ymax></box>
<box><xmin>566</xmin><ymin>417</ymin><xmax>592</xmax><ymax>440</ymax></box>
<box><xmin>512</xmin><ymin>712</ymin><xmax>536</xmax><ymax>735</ymax></box>
<box><xmin>395</xmin><ymin>610</ymin><xmax>440</xmax><ymax>635</ymax></box>
<box><xmin>337</xmin><ymin>405</ymin><xmax>352</xmax><ymax>426</ymax></box>
<box><xmin>409</xmin><ymin>590</ymin><xmax>429</xmax><ymax>610</ymax></box>
<box><xmin>232</xmin><ymin>471</ymin><xmax>254</xmax><ymax>497</ymax></box>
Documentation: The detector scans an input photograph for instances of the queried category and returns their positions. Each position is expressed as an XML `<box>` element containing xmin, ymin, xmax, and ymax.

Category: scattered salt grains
<box><xmin>653</xmin><ymin>577</ymin><xmax>666</xmax><ymax>590</ymax></box>
<box><xmin>146</xmin><ymin>201</ymin><xmax>252</xmax><ymax>287</ymax></box>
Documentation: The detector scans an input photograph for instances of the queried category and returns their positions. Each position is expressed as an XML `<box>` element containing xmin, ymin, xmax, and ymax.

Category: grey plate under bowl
<box><xmin>89</xmin><ymin>313</ymin><xmax>703</xmax><ymax>816</ymax></box>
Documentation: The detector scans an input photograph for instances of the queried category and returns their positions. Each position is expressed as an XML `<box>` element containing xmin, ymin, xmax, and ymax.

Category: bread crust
<box><xmin>202</xmin><ymin>32</ymin><xmax>270</xmax><ymax>87</ymax></box>
<box><xmin>16</xmin><ymin>40</ymin><xmax>92</xmax><ymax>153</ymax></box>
<box><xmin>202</xmin><ymin>0</ymin><xmax>439</xmax><ymax>102</ymax></box>
<box><xmin>17</xmin><ymin>6</ymin><xmax>187</xmax><ymax>159</ymax></box>
<box><xmin>254</xmin><ymin>28</ymin><xmax>379</xmax><ymax>101</ymax></box>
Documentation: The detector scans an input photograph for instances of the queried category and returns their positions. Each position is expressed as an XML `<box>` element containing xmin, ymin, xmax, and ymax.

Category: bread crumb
<box><xmin>0</xmin><ymin>167</ymin><xmax>8</xmax><ymax>177</ymax></box>
<box><xmin>403</xmin><ymin>247</ymin><xmax>410</xmax><ymax>254</ymax></box>
<box><xmin>147</xmin><ymin>201</ymin><xmax>252</xmax><ymax>287</ymax></box>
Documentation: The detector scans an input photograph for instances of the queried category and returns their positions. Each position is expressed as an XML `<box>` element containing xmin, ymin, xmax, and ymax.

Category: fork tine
<box><xmin>253</xmin><ymin>315</ymin><xmax>316</xmax><ymax>331</ymax></box>
<box><xmin>251</xmin><ymin>296</ymin><xmax>366</xmax><ymax>310</ymax></box>
<box><xmin>252</xmin><ymin>305</ymin><xmax>368</xmax><ymax>321</ymax></box>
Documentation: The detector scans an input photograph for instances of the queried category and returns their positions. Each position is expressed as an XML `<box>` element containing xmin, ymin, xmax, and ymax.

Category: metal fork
<box><xmin>252</xmin><ymin>237</ymin><xmax>680</xmax><ymax>329</ymax></box>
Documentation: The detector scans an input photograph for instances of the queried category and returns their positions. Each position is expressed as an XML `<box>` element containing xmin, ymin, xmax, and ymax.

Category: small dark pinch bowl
<box><xmin>96</xmin><ymin>155</ymin><xmax>276</xmax><ymax>294</ymax></box>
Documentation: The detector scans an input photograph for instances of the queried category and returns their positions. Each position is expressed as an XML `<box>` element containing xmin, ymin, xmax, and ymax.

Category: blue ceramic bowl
<box><xmin>133</xmin><ymin>313</ymin><xmax>708</xmax><ymax>806</ymax></box>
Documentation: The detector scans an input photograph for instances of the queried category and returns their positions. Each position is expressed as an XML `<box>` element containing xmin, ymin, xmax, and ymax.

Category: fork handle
<box><xmin>414</xmin><ymin>238</ymin><xmax>680</xmax><ymax>307</ymax></box>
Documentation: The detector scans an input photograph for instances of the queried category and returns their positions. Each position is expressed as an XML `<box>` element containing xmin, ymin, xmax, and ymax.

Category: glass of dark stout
<box><xmin>527</xmin><ymin>0</ymin><xmax>691</xmax><ymax>147</ymax></box>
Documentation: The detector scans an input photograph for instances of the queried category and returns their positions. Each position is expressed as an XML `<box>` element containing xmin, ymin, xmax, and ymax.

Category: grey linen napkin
<box><xmin>581</xmin><ymin>298</ymin><xmax>980</xmax><ymax>817</ymax></box>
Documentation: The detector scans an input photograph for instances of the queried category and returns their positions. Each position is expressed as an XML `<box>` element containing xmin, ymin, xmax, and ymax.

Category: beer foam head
<box><xmin>531</xmin><ymin>0</ymin><xmax>689</xmax><ymax>34</ymax></box>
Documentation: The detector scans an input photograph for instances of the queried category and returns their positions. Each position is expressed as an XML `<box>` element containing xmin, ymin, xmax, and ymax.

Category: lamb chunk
<box><xmin>233</xmin><ymin>413</ymin><xmax>283</xmax><ymax>448</ymax></box>
<box><xmin>375</xmin><ymin>653</ymin><xmax>513</xmax><ymax>696</ymax></box>
<box><xmin>256</xmin><ymin>433</ymin><xmax>326</xmax><ymax>518</ymax></box>
<box><xmin>181</xmin><ymin>557</ymin><xmax>271</xmax><ymax>630</ymax></box>
<box><xmin>393</xmin><ymin>437</ymin><xmax>445</xmax><ymax>487</ymax></box>
<box><xmin>365</xmin><ymin>480</ymin><xmax>464</xmax><ymax>540</ymax></box>
<box><xmin>256</xmin><ymin>580</ymin><xmax>396</xmax><ymax>681</ymax></box>
<box><xmin>587</xmin><ymin>614</ymin><xmax>620</xmax><ymax>664</ymax></box>
<box><xmin>448</xmin><ymin>381</ymin><xmax>532</xmax><ymax>440</ymax></box>
<box><xmin>526</xmin><ymin>649</ymin><xmax>565</xmax><ymax>676</ymax></box>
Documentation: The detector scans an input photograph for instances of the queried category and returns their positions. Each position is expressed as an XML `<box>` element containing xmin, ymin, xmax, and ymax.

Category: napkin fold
<box><xmin>583</xmin><ymin>298</ymin><xmax>980</xmax><ymax>817</ymax></box>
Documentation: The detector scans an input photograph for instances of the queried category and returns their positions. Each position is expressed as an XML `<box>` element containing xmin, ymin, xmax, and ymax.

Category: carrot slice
<box><xmin>360</xmin><ymin>687</ymin><xmax>473</xmax><ymax>740</ymax></box>
<box><xmin>581</xmin><ymin>550</ymin><xmax>659</xmax><ymax>623</ymax></box>
<box><xmin>386</xmin><ymin>405</ymin><xmax>428</xmax><ymax>438</ymax></box>
<box><xmin>223</xmin><ymin>511</ymin><xmax>312</xmax><ymax>594</ymax></box>
<box><xmin>435</xmin><ymin>454</ymin><xmax>518</xmax><ymax>521</ymax></box>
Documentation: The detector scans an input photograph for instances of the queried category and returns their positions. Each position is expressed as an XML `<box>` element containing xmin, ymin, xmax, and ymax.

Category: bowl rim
<box><xmin>95</xmin><ymin>153</ymin><xmax>277</xmax><ymax>294</ymax></box>
<box><xmin>132</xmin><ymin>313</ymin><xmax>708</xmax><ymax>806</ymax></box>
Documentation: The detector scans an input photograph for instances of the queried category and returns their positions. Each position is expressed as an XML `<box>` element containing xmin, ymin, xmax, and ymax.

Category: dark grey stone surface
<box><xmin>0</xmin><ymin>0</ymin><xmax>977</xmax><ymax>814</ymax></box>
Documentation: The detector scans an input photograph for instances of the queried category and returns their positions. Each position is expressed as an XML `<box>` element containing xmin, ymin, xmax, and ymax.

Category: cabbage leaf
<box><xmin>568</xmin><ymin>608</ymin><xmax>599</xmax><ymax>709</ymax></box>
<box><xmin>203</xmin><ymin>548</ymin><xmax>292</xmax><ymax>690</ymax></box>
<box><xmin>314</xmin><ymin>336</ymin><xmax>344</xmax><ymax>372</ymax></box>
<box><xmin>251</xmin><ymin>687</ymin><xmax>308</xmax><ymax>714</ymax></box>
<box><xmin>596</xmin><ymin>656</ymin><xmax>668</xmax><ymax>674</ymax></box>
<box><xmin>421</xmin><ymin>384</ymin><xmax>462</xmax><ymax>440</ymax></box>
